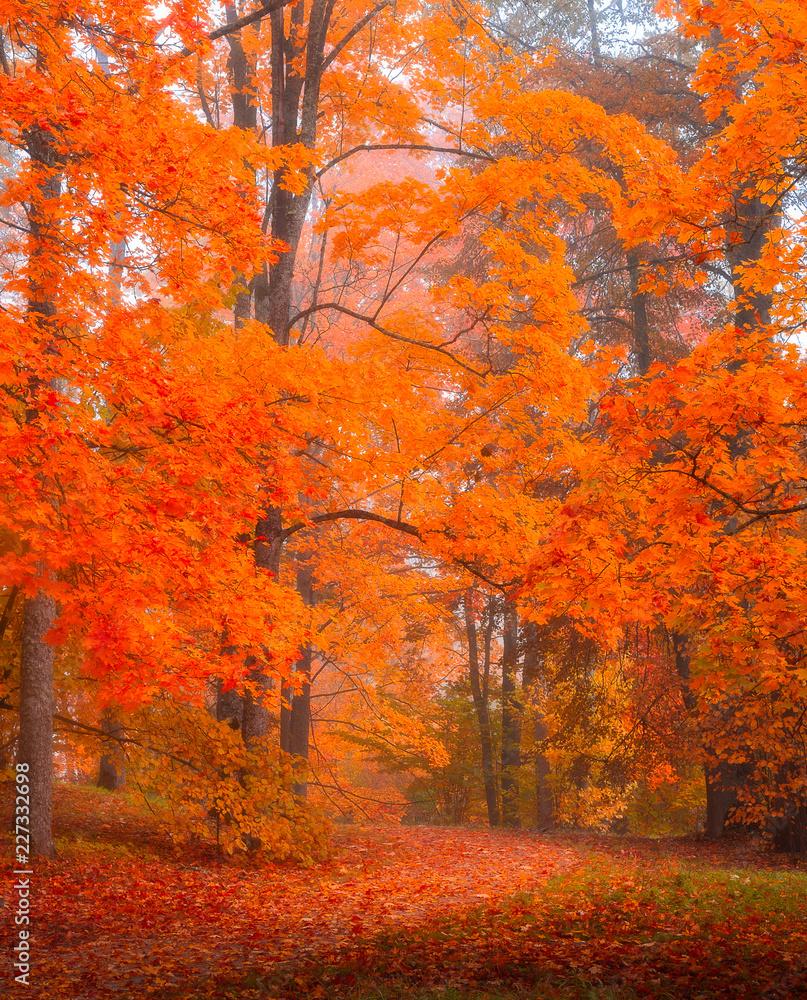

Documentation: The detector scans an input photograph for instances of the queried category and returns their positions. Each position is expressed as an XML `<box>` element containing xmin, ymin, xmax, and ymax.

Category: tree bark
<box><xmin>18</xmin><ymin>587</ymin><xmax>55</xmax><ymax>858</ymax></box>
<box><xmin>672</xmin><ymin>630</ymin><xmax>738</xmax><ymax>837</ymax></box>
<box><xmin>587</xmin><ymin>0</ymin><xmax>601</xmax><ymax>65</ymax></box>
<box><xmin>704</xmin><ymin>763</ymin><xmax>739</xmax><ymax>838</ymax></box>
<box><xmin>534</xmin><ymin>713</ymin><xmax>555</xmax><ymax>828</ymax></box>
<box><xmin>17</xmin><ymin>88</ymin><xmax>64</xmax><ymax>857</ymax></box>
<box><xmin>288</xmin><ymin>565</ymin><xmax>313</xmax><ymax>797</ymax></box>
<box><xmin>225</xmin><ymin>3</ymin><xmax>259</xmax><ymax>329</ymax></box>
<box><xmin>240</xmin><ymin>504</ymin><xmax>284</xmax><ymax>749</ymax></box>
<box><xmin>500</xmin><ymin>601</ymin><xmax>522</xmax><ymax>828</ymax></box>
<box><xmin>522</xmin><ymin>622</ymin><xmax>554</xmax><ymax>828</ymax></box>
<box><xmin>626</xmin><ymin>248</ymin><xmax>651</xmax><ymax>377</ymax></box>
<box><xmin>97</xmin><ymin>711</ymin><xmax>125</xmax><ymax>791</ymax></box>
<box><xmin>464</xmin><ymin>590</ymin><xmax>499</xmax><ymax>827</ymax></box>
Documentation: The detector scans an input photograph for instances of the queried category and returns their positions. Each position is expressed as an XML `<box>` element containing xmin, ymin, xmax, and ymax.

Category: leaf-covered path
<box><xmin>3</xmin><ymin>787</ymin><xmax>807</xmax><ymax>999</ymax></box>
<box><xmin>3</xmin><ymin>788</ymin><xmax>581</xmax><ymax>999</ymax></box>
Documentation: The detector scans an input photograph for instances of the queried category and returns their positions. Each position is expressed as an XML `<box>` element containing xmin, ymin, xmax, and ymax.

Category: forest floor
<box><xmin>2</xmin><ymin>785</ymin><xmax>807</xmax><ymax>1000</ymax></box>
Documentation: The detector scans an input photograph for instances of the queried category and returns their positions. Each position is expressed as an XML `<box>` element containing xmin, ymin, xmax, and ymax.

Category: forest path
<box><xmin>9</xmin><ymin>804</ymin><xmax>581</xmax><ymax>999</ymax></box>
<box><xmin>5</xmin><ymin>786</ymin><xmax>805</xmax><ymax>1000</ymax></box>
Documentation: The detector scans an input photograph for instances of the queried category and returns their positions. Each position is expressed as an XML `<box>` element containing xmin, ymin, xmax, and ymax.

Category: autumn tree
<box><xmin>0</xmin><ymin>0</ymin><xmax>323</xmax><ymax>854</ymax></box>
<box><xmin>520</xmin><ymin>0</ymin><xmax>807</xmax><ymax>848</ymax></box>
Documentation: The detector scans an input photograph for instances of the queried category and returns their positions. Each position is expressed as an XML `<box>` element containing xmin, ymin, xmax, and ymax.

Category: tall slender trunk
<box><xmin>222</xmin><ymin>2</ymin><xmax>334</xmax><ymax>749</ymax></box>
<box><xmin>587</xmin><ymin>0</ymin><xmax>601</xmax><ymax>65</ymax></box>
<box><xmin>680</xmin><ymin>183</ymin><xmax>778</xmax><ymax>836</ymax></box>
<box><xmin>240</xmin><ymin>505</ymin><xmax>283</xmax><ymax>749</ymax></box>
<box><xmin>18</xmin><ymin>96</ymin><xmax>64</xmax><ymax>857</ymax></box>
<box><xmin>289</xmin><ymin>566</ymin><xmax>313</xmax><ymax>798</ymax></box>
<box><xmin>95</xmin><ymin>43</ymin><xmax>127</xmax><ymax>791</ymax></box>
<box><xmin>500</xmin><ymin>601</ymin><xmax>522</xmax><ymax>828</ymax></box>
<box><xmin>626</xmin><ymin>248</ymin><xmax>651</xmax><ymax>377</ymax></box>
<box><xmin>464</xmin><ymin>590</ymin><xmax>499</xmax><ymax>827</ymax></box>
<box><xmin>533</xmin><ymin>712</ymin><xmax>555</xmax><ymax>828</ymax></box>
<box><xmin>522</xmin><ymin>623</ymin><xmax>554</xmax><ymax>828</ymax></box>
<box><xmin>225</xmin><ymin>4</ymin><xmax>258</xmax><ymax>329</ymax></box>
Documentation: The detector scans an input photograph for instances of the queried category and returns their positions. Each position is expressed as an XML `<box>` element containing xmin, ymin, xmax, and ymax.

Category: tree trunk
<box><xmin>534</xmin><ymin>713</ymin><xmax>555</xmax><ymax>828</ymax></box>
<box><xmin>464</xmin><ymin>590</ymin><xmax>499</xmax><ymax>827</ymax></box>
<box><xmin>587</xmin><ymin>0</ymin><xmax>601</xmax><ymax>65</ymax></box>
<box><xmin>240</xmin><ymin>505</ymin><xmax>284</xmax><ymax>750</ymax></box>
<box><xmin>522</xmin><ymin>623</ymin><xmax>554</xmax><ymax>829</ymax></box>
<box><xmin>500</xmin><ymin>601</ymin><xmax>522</xmax><ymax>828</ymax></box>
<box><xmin>18</xmin><ymin>93</ymin><xmax>64</xmax><ymax>858</ymax></box>
<box><xmin>704</xmin><ymin>763</ymin><xmax>739</xmax><ymax>838</ymax></box>
<box><xmin>225</xmin><ymin>3</ymin><xmax>258</xmax><ymax>328</ymax></box>
<box><xmin>672</xmin><ymin>630</ymin><xmax>737</xmax><ymax>837</ymax></box>
<box><xmin>627</xmin><ymin>248</ymin><xmax>651</xmax><ymax>377</ymax></box>
<box><xmin>97</xmin><ymin>711</ymin><xmax>125</xmax><ymax>791</ymax></box>
<box><xmin>216</xmin><ymin>676</ymin><xmax>244</xmax><ymax>729</ymax></box>
<box><xmin>279</xmin><ymin>681</ymin><xmax>292</xmax><ymax>752</ymax></box>
<box><xmin>18</xmin><ymin>588</ymin><xmax>55</xmax><ymax>858</ymax></box>
<box><xmin>289</xmin><ymin>565</ymin><xmax>313</xmax><ymax>798</ymax></box>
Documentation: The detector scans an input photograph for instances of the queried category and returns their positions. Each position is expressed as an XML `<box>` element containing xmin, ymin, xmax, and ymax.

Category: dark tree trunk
<box><xmin>772</xmin><ymin>803</ymin><xmax>807</xmax><ymax>856</ymax></box>
<box><xmin>288</xmin><ymin>565</ymin><xmax>313</xmax><ymax>798</ymax></box>
<box><xmin>534</xmin><ymin>714</ymin><xmax>555</xmax><ymax>828</ymax></box>
<box><xmin>97</xmin><ymin>711</ymin><xmax>125</xmax><ymax>791</ymax></box>
<box><xmin>239</xmin><ymin>505</ymin><xmax>284</xmax><ymax>750</ymax></box>
<box><xmin>216</xmin><ymin>677</ymin><xmax>244</xmax><ymax>729</ymax></box>
<box><xmin>587</xmin><ymin>0</ymin><xmax>601</xmax><ymax>65</ymax></box>
<box><xmin>464</xmin><ymin>590</ymin><xmax>499</xmax><ymax>827</ymax></box>
<box><xmin>225</xmin><ymin>3</ymin><xmax>259</xmax><ymax>328</ymax></box>
<box><xmin>627</xmin><ymin>248</ymin><xmax>651</xmax><ymax>377</ymax></box>
<box><xmin>500</xmin><ymin>601</ymin><xmax>522</xmax><ymax>828</ymax></box>
<box><xmin>279</xmin><ymin>682</ymin><xmax>292</xmax><ymax>752</ymax></box>
<box><xmin>220</xmin><ymin>1</ymin><xmax>338</xmax><ymax>754</ymax></box>
<box><xmin>522</xmin><ymin>623</ymin><xmax>554</xmax><ymax>828</ymax></box>
<box><xmin>726</xmin><ymin>193</ymin><xmax>776</xmax><ymax>339</ymax></box>
<box><xmin>673</xmin><ymin>631</ymin><xmax>738</xmax><ymax>837</ymax></box>
<box><xmin>289</xmin><ymin>662</ymin><xmax>311</xmax><ymax>799</ymax></box>
<box><xmin>704</xmin><ymin>763</ymin><xmax>739</xmax><ymax>838</ymax></box>
<box><xmin>241</xmin><ymin>685</ymin><xmax>270</xmax><ymax>748</ymax></box>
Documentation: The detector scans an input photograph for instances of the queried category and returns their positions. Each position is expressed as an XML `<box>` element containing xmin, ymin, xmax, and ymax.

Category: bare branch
<box><xmin>208</xmin><ymin>0</ymin><xmax>296</xmax><ymax>40</ymax></box>
<box><xmin>281</xmin><ymin>508</ymin><xmax>421</xmax><ymax>542</ymax></box>
<box><xmin>321</xmin><ymin>0</ymin><xmax>394</xmax><ymax>73</ymax></box>
<box><xmin>317</xmin><ymin>143</ymin><xmax>493</xmax><ymax>178</ymax></box>
<box><xmin>279</xmin><ymin>508</ymin><xmax>513</xmax><ymax>590</ymax></box>
<box><xmin>179</xmin><ymin>0</ymin><xmax>298</xmax><ymax>56</ymax></box>
<box><xmin>287</xmin><ymin>300</ymin><xmax>488</xmax><ymax>376</ymax></box>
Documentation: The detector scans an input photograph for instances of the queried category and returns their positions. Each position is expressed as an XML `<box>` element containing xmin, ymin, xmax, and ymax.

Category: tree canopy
<box><xmin>3</xmin><ymin>0</ymin><xmax>807</xmax><ymax>858</ymax></box>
